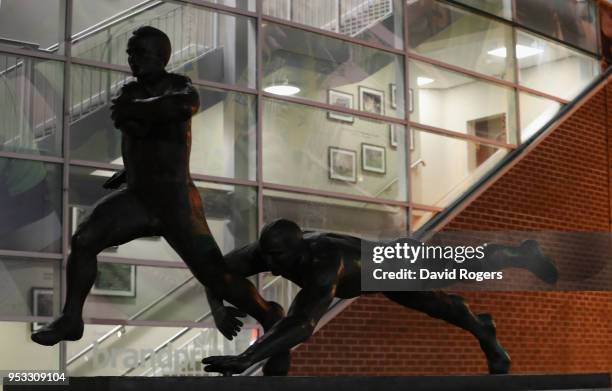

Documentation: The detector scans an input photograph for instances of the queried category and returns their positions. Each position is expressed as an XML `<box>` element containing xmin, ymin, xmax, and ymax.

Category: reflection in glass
<box><xmin>69</xmin><ymin>65</ymin><xmax>256</xmax><ymax>180</ymax></box>
<box><xmin>82</xmin><ymin>263</ymin><xmax>204</xmax><ymax>322</ymax></box>
<box><xmin>262</xmin><ymin>23</ymin><xmax>405</xmax><ymax>119</ymax></box>
<box><xmin>72</xmin><ymin>1</ymin><xmax>256</xmax><ymax>87</ymax></box>
<box><xmin>517</xmin><ymin>30</ymin><xmax>600</xmax><ymax>101</ymax></box>
<box><xmin>66</xmin><ymin>323</ymin><xmax>257</xmax><ymax>376</ymax></box>
<box><xmin>264</xmin><ymin>189</ymin><xmax>408</xmax><ymax>239</ymax></box>
<box><xmin>69</xmin><ymin>166</ymin><xmax>258</xmax><ymax>260</ymax></box>
<box><xmin>0</xmin><ymin>322</ymin><xmax>60</xmax><ymax>370</ymax></box>
<box><xmin>0</xmin><ymin>257</ymin><xmax>60</xmax><ymax>318</ymax></box>
<box><xmin>515</xmin><ymin>0</ymin><xmax>599</xmax><ymax>54</ymax></box>
<box><xmin>263</xmin><ymin>99</ymin><xmax>408</xmax><ymax>202</ymax></box>
<box><xmin>0</xmin><ymin>159</ymin><xmax>62</xmax><ymax>252</ymax></box>
<box><xmin>452</xmin><ymin>0</ymin><xmax>512</xmax><ymax>19</ymax></box>
<box><xmin>409</xmin><ymin>60</ymin><xmax>517</xmax><ymax>144</ymax></box>
<box><xmin>407</xmin><ymin>0</ymin><xmax>514</xmax><ymax>81</ymax></box>
<box><xmin>0</xmin><ymin>0</ymin><xmax>65</xmax><ymax>53</ymax></box>
<box><xmin>262</xmin><ymin>0</ymin><xmax>404</xmax><ymax>49</ymax></box>
<box><xmin>519</xmin><ymin>92</ymin><xmax>563</xmax><ymax>142</ymax></box>
<box><xmin>410</xmin><ymin>128</ymin><xmax>508</xmax><ymax>208</ymax></box>
<box><xmin>0</xmin><ymin>54</ymin><xmax>64</xmax><ymax>156</ymax></box>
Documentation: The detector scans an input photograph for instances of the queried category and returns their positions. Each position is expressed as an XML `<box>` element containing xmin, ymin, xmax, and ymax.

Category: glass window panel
<box><xmin>0</xmin><ymin>257</ymin><xmax>60</xmax><ymax>318</ymax></box>
<box><xmin>0</xmin><ymin>321</ymin><xmax>60</xmax><ymax>370</ymax></box>
<box><xmin>410</xmin><ymin>128</ymin><xmax>509</xmax><ymax>208</ymax></box>
<box><xmin>407</xmin><ymin>0</ymin><xmax>515</xmax><ymax>81</ymax></box>
<box><xmin>515</xmin><ymin>0</ymin><xmax>599</xmax><ymax>54</ymax></box>
<box><xmin>0</xmin><ymin>54</ymin><xmax>64</xmax><ymax>156</ymax></box>
<box><xmin>82</xmin><ymin>263</ymin><xmax>253</xmax><ymax>324</ymax></box>
<box><xmin>72</xmin><ymin>1</ymin><xmax>256</xmax><ymax>88</ymax></box>
<box><xmin>517</xmin><ymin>30</ymin><xmax>600</xmax><ymax>101</ymax></box>
<box><xmin>0</xmin><ymin>0</ymin><xmax>64</xmax><ymax>54</ymax></box>
<box><xmin>519</xmin><ymin>92</ymin><xmax>563</xmax><ymax>142</ymax></box>
<box><xmin>262</xmin><ymin>0</ymin><xmax>404</xmax><ymax>49</ymax></box>
<box><xmin>263</xmin><ymin>189</ymin><xmax>408</xmax><ymax>239</ymax></box>
<box><xmin>69</xmin><ymin>65</ymin><xmax>256</xmax><ymax>180</ymax></box>
<box><xmin>69</xmin><ymin>166</ymin><xmax>258</xmax><ymax>261</ymax></box>
<box><xmin>263</xmin><ymin>99</ymin><xmax>408</xmax><ymax>202</ymax></box>
<box><xmin>0</xmin><ymin>159</ymin><xmax>62</xmax><ymax>253</ymax></box>
<box><xmin>66</xmin><ymin>323</ymin><xmax>257</xmax><ymax>376</ymax></box>
<box><xmin>409</xmin><ymin>60</ymin><xmax>517</xmax><ymax>144</ymax></box>
<box><xmin>451</xmin><ymin>0</ymin><xmax>512</xmax><ymax>19</ymax></box>
<box><xmin>68</xmin><ymin>65</ymin><xmax>131</xmax><ymax>164</ymax></box>
<box><xmin>263</xmin><ymin>22</ymin><xmax>405</xmax><ymax>119</ymax></box>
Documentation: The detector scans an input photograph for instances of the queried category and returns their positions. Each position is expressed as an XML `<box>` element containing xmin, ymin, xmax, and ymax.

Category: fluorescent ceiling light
<box><xmin>488</xmin><ymin>45</ymin><xmax>542</xmax><ymax>59</ymax></box>
<box><xmin>264</xmin><ymin>84</ymin><xmax>300</xmax><ymax>96</ymax></box>
<box><xmin>417</xmin><ymin>77</ymin><xmax>434</xmax><ymax>86</ymax></box>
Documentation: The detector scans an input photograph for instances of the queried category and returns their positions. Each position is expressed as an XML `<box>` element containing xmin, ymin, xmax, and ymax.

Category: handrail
<box><xmin>413</xmin><ymin>65</ymin><xmax>612</xmax><ymax>242</ymax></box>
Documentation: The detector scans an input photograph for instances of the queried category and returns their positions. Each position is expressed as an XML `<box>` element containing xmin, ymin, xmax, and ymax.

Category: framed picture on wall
<box><xmin>31</xmin><ymin>288</ymin><xmax>53</xmax><ymax>332</ymax></box>
<box><xmin>359</xmin><ymin>86</ymin><xmax>384</xmax><ymax>115</ymax></box>
<box><xmin>327</xmin><ymin>90</ymin><xmax>354</xmax><ymax>123</ymax></box>
<box><xmin>91</xmin><ymin>263</ymin><xmax>136</xmax><ymax>297</ymax></box>
<box><xmin>361</xmin><ymin>143</ymin><xmax>386</xmax><ymax>174</ymax></box>
<box><xmin>390</xmin><ymin>84</ymin><xmax>397</xmax><ymax>109</ymax></box>
<box><xmin>329</xmin><ymin>147</ymin><xmax>357</xmax><ymax>183</ymax></box>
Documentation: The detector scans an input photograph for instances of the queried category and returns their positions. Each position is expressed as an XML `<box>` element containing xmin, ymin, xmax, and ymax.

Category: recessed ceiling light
<box><xmin>488</xmin><ymin>44</ymin><xmax>542</xmax><ymax>59</ymax></box>
<box><xmin>417</xmin><ymin>77</ymin><xmax>434</xmax><ymax>86</ymax></box>
<box><xmin>264</xmin><ymin>84</ymin><xmax>301</xmax><ymax>96</ymax></box>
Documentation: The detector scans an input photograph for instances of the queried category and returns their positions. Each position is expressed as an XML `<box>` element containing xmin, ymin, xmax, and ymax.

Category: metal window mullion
<box><xmin>255</xmin><ymin>0</ymin><xmax>265</xmax><ymax>339</ymax></box>
<box><xmin>403</xmin><ymin>0</ymin><xmax>412</xmax><ymax>235</ymax></box>
<box><xmin>57</xmin><ymin>0</ymin><xmax>74</xmax><ymax>374</ymax></box>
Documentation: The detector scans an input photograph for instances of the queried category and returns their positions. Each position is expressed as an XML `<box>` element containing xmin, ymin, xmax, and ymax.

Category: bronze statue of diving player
<box><xmin>202</xmin><ymin>219</ymin><xmax>558</xmax><ymax>376</ymax></box>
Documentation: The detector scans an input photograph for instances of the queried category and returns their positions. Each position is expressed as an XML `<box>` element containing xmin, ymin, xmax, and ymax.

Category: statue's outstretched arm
<box><xmin>203</xmin><ymin>254</ymin><xmax>340</xmax><ymax>375</ymax></box>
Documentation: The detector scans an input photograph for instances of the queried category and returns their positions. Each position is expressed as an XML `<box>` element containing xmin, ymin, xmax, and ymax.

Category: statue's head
<box><xmin>259</xmin><ymin>219</ymin><xmax>304</xmax><ymax>275</ymax></box>
<box><xmin>127</xmin><ymin>26</ymin><xmax>171</xmax><ymax>79</ymax></box>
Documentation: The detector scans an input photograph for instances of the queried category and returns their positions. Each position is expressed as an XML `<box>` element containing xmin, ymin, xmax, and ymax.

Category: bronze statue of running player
<box><xmin>31</xmin><ymin>26</ymin><xmax>281</xmax><ymax>346</ymax></box>
<box><xmin>202</xmin><ymin>219</ymin><xmax>558</xmax><ymax>376</ymax></box>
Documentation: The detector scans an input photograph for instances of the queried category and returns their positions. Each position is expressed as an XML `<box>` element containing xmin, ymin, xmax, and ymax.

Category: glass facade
<box><xmin>0</xmin><ymin>0</ymin><xmax>604</xmax><ymax>375</ymax></box>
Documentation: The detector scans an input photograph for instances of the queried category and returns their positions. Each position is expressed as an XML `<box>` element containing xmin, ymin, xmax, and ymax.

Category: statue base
<box><xmin>5</xmin><ymin>373</ymin><xmax>610</xmax><ymax>391</ymax></box>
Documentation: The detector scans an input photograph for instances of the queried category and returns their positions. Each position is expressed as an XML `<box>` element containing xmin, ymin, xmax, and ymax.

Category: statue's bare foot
<box><xmin>31</xmin><ymin>314</ymin><xmax>84</xmax><ymax>346</ymax></box>
<box><xmin>520</xmin><ymin>240</ymin><xmax>559</xmax><ymax>284</ymax></box>
<box><xmin>477</xmin><ymin>314</ymin><xmax>511</xmax><ymax>374</ymax></box>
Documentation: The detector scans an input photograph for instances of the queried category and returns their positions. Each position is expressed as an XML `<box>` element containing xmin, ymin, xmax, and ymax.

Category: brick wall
<box><xmin>289</xmin><ymin>82</ymin><xmax>612</xmax><ymax>375</ymax></box>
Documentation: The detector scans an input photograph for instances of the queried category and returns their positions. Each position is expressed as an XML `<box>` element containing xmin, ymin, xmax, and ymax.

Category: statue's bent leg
<box><xmin>383</xmin><ymin>291</ymin><xmax>511</xmax><ymax>374</ymax></box>
<box><xmin>31</xmin><ymin>190</ymin><xmax>158</xmax><ymax>346</ymax></box>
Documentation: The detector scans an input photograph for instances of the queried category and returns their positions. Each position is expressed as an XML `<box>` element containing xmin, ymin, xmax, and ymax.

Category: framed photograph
<box><xmin>390</xmin><ymin>84</ymin><xmax>397</xmax><ymax>109</ymax></box>
<box><xmin>359</xmin><ymin>86</ymin><xmax>384</xmax><ymax>115</ymax></box>
<box><xmin>327</xmin><ymin>89</ymin><xmax>354</xmax><ymax>123</ymax></box>
<box><xmin>328</xmin><ymin>147</ymin><xmax>357</xmax><ymax>183</ymax></box>
<box><xmin>31</xmin><ymin>288</ymin><xmax>53</xmax><ymax>332</ymax></box>
<box><xmin>91</xmin><ymin>263</ymin><xmax>136</xmax><ymax>297</ymax></box>
<box><xmin>390</xmin><ymin>124</ymin><xmax>398</xmax><ymax>148</ymax></box>
<box><xmin>361</xmin><ymin>143</ymin><xmax>386</xmax><ymax>174</ymax></box>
